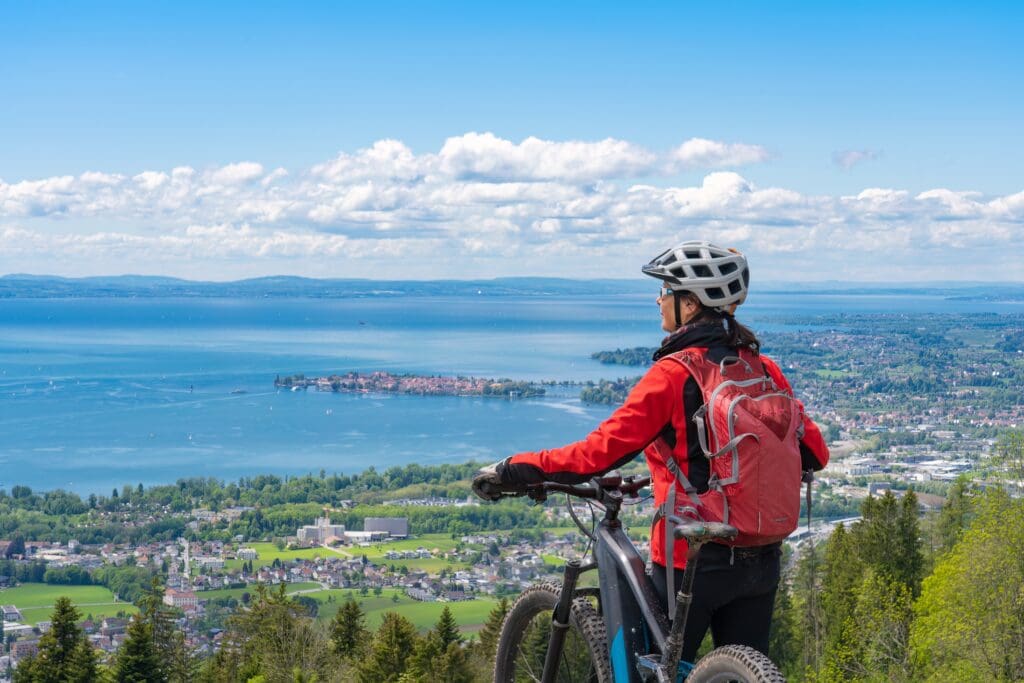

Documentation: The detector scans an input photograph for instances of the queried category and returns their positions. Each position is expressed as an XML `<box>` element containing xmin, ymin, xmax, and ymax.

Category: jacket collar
<box><xmin>652</xmin><ymin>321</ymin><xmax>732</xmax><ymax>361</ymax></box>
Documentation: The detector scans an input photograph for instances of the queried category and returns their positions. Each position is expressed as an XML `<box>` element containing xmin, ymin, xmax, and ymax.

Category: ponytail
<box><xmin>720</xmin><ymin>309</ymin><xmax>761</xmax><ymax>354</ymax></box>
<box><xmin>680</xmin><ymin>292</ymin><xmax>760</xmax><ymax>353</ymax></box>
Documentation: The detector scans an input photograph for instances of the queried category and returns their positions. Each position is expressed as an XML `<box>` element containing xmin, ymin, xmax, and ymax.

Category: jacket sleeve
<box><xmin>501</xmin><ymin>362</ymin><xmax>683</xmax><ymax>485</ymax></box>
<box><xmin>761</xmin><ymin>355</ymin><xmax>830</xmax><ymax>471</ymax></box>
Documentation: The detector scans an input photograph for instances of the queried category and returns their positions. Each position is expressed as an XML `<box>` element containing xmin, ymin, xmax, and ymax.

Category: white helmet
<box><xmin>642</xmin><ymin>240</ymin><xmax>749</xmax><ymax>310</ymax></box>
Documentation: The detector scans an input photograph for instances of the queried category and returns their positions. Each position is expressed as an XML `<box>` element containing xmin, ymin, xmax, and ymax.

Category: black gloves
<box><xmin>472</xmin><ymin>458</ymin><xmax>550</xmax><ymax>501</ymax></box>
<box><xmin>472</xmin><ymin>459</ymin><xmax>509</xmax><ymax>501</ymax></box>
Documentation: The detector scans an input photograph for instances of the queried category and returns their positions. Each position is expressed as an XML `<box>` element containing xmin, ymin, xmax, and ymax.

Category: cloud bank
<box><xmin>1</xmin><ymin>133</ymin><xmax>1020</xmax><ymax>280</ymax></box>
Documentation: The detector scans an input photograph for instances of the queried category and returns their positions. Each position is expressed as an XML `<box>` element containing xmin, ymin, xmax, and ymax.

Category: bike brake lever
<box><xmin>526</xmin><ymin>487</ymin><xmax>548</xmax><ymax>503</ymax></box>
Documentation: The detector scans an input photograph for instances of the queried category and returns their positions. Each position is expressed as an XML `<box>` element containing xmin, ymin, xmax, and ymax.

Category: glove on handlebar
<box><xmin>472</xmin><ymin>458</ymin><xmax>551</xmax><ymax>501</ymax></box>
<box><xmin>472</xmin><ymin>459</ymin><xmax>513</xmax><ymax>501</ymax></box>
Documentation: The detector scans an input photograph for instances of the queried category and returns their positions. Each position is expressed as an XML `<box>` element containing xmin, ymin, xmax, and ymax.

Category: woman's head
<box><xmin>643</xmin><ymin>240</ymin><xmax>750</xmax><ymax>309</ymax></box>
<box><xmin>647</xmin><ymin>241</ymin><xmax>760</xmax><ymax>351</ymax></box>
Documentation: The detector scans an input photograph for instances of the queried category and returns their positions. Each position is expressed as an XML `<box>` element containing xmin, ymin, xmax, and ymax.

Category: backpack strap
<box><xmin>651</xmin><ymin>437</ymin><xmax>702</xmax><ymax>621</ymax></box>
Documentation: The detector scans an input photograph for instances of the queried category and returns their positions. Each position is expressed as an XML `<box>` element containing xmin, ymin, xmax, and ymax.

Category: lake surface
<box><xmin>1</xmin><ymin>292</ymin><xmax>1020</xmax><ymax>494</ymax></box>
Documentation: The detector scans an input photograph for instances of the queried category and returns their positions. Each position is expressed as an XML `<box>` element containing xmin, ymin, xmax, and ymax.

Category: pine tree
<box><xmin>203</xmin><ymin>583</ymin><xmax>330</xmax><ymax>682</ymax></box>
<box><xmin>408</xmin><ymin>606</ymin><xmax>472</xmax><ymax>682</ymax></box>
<box><xmin>435</xmin><ymin>641</ymin><xmax>474</xmax><ymax>683</ymax></box>
<box><xmin>893</xmin><ymin>489</ymin><xmax>924</xmax><ymax>594</ymax></box>
<box><xmin>476</xmin><ymin>597</ymin><xmax>508</xmax><ymax>664</ymax></box>
<box><xmin>466</xmin><ymin>597</ymin><xmax>508</xmax><ymax>680</ymax></box>
<box><xmin>137</xmin><ymin>579</ymin><xmax>193</xmax><ymax>682</ymax></box>
<box><xmin>357</xmin><ymin>611</ymin><xmax>419</xmax><ymax>683</ymax></box>
<box><xmin>13</xmin><ymin>597</ymin><xmax>97</xmax><ymax>683</ymax></box>
<box><xmin>936</xmin><ymin>475</ymin><xmax>973</xmax><ymax>554</ymax></box>
<box><xmin>433</xmin><ymin>606</ymin><xmax>461</xmax><ymax>651</ymax></box>
<box><xmin>820</xmin><ymin>524</ymin><xmax>863</xmax><ymax>651</ymax></box>
<box><xmin>407</xmin><ymin>633</ymin><xmax>442</xmax><ymax>681</ymax></box>
<box><xmin>789</xmin><ymin>543</ymin><xmax>825</xmax><ymax>674</ymax></box>
<box><xmin>855</xmin><ymin>490</ymin><xmax>924</xmax><ymax>594</ymax></box>
<box><xmin>115</xmin><ymin>617</ymin><xmax>163</xmax><ymax>682</ymax></box>
<box><xmin>768</xmin><ymin>582</ymin><xmax>800</xmax><ymax>679</ymax></box>
<box><xmin>330</xmin><ymin>597</ymin><xmax>368</xmax><ymax>659</ymax></box>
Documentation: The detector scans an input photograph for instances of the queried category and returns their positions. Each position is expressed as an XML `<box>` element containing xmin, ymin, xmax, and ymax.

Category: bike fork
<box><xmin>542</xmin><ymin>559</ymin><xmax>582</xmax><ymax>683</ymax></box>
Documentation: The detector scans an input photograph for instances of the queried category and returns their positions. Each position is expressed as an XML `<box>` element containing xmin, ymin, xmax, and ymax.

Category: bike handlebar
<box><xmin>525</xmin><ymin>473</ymin><xmax>651</xmax><ymax>502</ymax></box>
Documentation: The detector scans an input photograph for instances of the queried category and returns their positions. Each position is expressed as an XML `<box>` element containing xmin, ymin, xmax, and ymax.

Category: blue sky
<box><xmin>1</xmin><ymin>1</ymin><xmax>1021</xmax><ymax>280</ymax></box>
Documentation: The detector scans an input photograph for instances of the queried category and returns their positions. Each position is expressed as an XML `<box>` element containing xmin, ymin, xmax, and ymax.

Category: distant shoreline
<box><xmin>274</xmin><ymin>371</ymin><xmax>550</xmax><ymax>399</ymax></box>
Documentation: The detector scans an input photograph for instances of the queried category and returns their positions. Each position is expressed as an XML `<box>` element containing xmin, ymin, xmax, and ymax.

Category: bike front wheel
<box><xmin>493</xmin><ymin>581</ymin><xmax>612</xmax><ymax>683</ymax></box>
<box><xmin>686</xmin><ymin>644</ymin><xmax>785</xmax><ymax>683</ymax></box>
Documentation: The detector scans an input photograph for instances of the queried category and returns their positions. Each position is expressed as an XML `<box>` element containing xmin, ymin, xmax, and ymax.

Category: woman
<box><xmin>473</xmin><ymin>240</ymin><xmax>829</xmax><ymax>662</ymax></box>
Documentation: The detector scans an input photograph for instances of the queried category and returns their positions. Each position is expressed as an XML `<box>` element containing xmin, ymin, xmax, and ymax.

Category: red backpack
<box><xmin>660</xmin><ymin>347</ymin><xmax>804</xmax><ymax>548</ymax></box>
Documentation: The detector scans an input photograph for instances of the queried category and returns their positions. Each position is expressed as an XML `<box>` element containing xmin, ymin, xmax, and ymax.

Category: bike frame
<box><xmin>592</xmin><ymin>517</ymin><xmax>681</xmax><ymax>682</ymax></box>
<box><xmin>534</xmin><ymin>476</ymin><xmax>703</xmax><ymax>683</ymax></box>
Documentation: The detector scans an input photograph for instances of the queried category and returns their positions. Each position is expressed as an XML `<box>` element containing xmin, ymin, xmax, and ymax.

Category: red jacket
<box><xmin>508</xmin><ymin>351</ymin><xmax>829</xmax><ymax>569</ymax></box>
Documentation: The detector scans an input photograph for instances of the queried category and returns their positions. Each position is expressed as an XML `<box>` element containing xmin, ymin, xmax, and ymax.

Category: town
<box><xmin>274</xmin><ymin>371</ymin><xmax>545</xmax><ymax>398</ymax></box>
<box><xmin>2</xmin><ymin>311</ymin><xmax>1022</xmax><ymax>677</ymax></box>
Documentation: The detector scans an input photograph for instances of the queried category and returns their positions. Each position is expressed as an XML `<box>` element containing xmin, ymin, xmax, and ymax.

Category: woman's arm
<box><xmin>500</xmin><ymin>362</ymin><xmax>685</xmax><ymax>485</ymax></box>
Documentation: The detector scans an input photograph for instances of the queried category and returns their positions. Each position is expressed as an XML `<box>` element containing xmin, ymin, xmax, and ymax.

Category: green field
<box><xmin>0</xmin><ymin>583</ymin><xmax>137</xmax><ymax>625</ymax></box>
<box><xmin>197</xmin><ymin>581</ymin><xmax>321</xmax><ymax>602</ymax></box>
<box><xmin>228</xmin><ymin>534</ymin><xmax>474</xmax><ymax>573</ymax></box>
<box><xmin>302</xmin><ymin>587</ymin><xmax>499</xmax><ymax>633</ymax></box>
<box><xmin>223</xmin><ymin>542</ymin><xmax>344</xmax><ymax>570</ymax></box>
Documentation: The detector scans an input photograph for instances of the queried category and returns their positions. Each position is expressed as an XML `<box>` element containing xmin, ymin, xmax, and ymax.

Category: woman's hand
<box><xmin>472</xmin><ymin>458</ymin><xmax>518</xmax><ymax>500</ymax></box>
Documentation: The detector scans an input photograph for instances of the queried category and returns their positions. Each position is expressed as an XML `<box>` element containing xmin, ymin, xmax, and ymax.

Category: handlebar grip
<box><xmin>479</xmin><ymin>481</ymin><xmax>527</xmax><ymax>499</ymax></box>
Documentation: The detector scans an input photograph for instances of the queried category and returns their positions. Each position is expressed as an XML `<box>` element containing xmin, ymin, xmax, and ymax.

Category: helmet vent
<box><xmin>706</xmin><ymin>287</ymin><xmax>725</xmax><ymax>299</ymax></box>
<box><xmin>684</xmin><ymin>250</ymin><xmax>701</xmax><ymax>259</ymax></box>
<box><xmin>728</xmin><ymin>279</ymin><xmax>742</xmax><ymax>294</ymax></box>
<box><xmin>720</xmin><ymin>262</ymin><xmax>738</xmax><ymax>275</ymax></box>
<box><xmin>693</xmin><ymin>265</ymin><xmax>713</xmax><ymax>278</ymax></box>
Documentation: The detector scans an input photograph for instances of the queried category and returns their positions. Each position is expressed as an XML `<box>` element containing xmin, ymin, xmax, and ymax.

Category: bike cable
<box><xmin>565</xmin><ymin>493</ymin><xmax>597</xmax><ymax>542</ymax></box>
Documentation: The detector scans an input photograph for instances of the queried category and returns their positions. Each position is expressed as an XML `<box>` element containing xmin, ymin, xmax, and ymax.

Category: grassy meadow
<box><xmin>0</xmin><ymin>583</ymin><xmax>137</xmax><ymax>625</ymax></box>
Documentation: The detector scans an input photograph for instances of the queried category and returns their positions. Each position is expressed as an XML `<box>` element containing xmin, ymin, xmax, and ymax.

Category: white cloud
<box><xmin>670</xmin><ymin>138</ymin><xmax>770</xmax><ymax>170</ymax></box>
<box><xmin>436</xmin><ymin>132</ymin><xmax>657</xmax><ymax>181</ymax></box>
<box><xmin>133</xmin><ymin>171</ymin><xmax>169</xmax><ymax>191</ymax></box>
<box><xmin>832</xmin><ymin>149</ymin><xmax>881</xmax><ymax>170</ymax></box>
<box><xmin>0</xmin><ymin>133</ymin><xmax>1021</xmax><ymax>280</ymax></box>
<box><xmin>208</xmin><ymin>162</ymin><xmax>265</xmax><ymax>185</ymax></box>
<box><xmin>311</xmin><ymin>139</ymin><xmax>423</xmax><ymax>182</ymax></box>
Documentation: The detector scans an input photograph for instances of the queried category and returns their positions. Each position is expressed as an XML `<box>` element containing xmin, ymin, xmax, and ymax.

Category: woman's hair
<box><xmin>680</xmin><ymin>292</ymin><xmax>761</xmax><ymax>353</ymax></box>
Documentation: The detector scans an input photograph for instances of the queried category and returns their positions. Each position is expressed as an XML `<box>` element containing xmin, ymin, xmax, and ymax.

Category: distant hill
<box><xmin>1</xmin><ymin>274</ymin><xmax>1021</xmax><ymax>300</ymax></box>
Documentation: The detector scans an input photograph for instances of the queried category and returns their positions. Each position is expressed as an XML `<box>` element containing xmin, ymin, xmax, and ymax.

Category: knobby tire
<box><xmin>686</xmin><ymin>644</ymin><xmax>786</xmax><ymax>683</ymax></box>
<box><xmin>493</xmin><ymin>581</ymin><xmax>613</xmax><ymax>683</ymax></box>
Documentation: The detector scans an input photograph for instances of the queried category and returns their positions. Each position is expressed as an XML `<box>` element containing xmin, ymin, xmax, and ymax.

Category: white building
<box><xmin>237</xmin><ymin>547</ymin><xmax>259</xmax><ymax>560</ymax></box>
<box><xmin>297</xmin><ymin>515</ymin><xmax>345</xmax><ymax>544</ymax></box>
<box><xmin>163</xmin><ymin>588</ymin><xmax>198</xmax><ymax>612</ymax></box>
<box><xmin>195</xmin><ymin>556</ymin><xmax>224</xmax><ymax>569</ymax></box>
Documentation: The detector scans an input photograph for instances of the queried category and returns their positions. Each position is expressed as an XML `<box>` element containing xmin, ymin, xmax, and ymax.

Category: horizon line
<box><xmin>3</xmin><ymin>272</ymin><xmax>1021</xmax><ymax>287</ymax></box>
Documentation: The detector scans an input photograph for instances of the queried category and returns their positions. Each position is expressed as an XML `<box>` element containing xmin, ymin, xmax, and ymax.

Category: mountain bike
<box><xmin>485</xmin><ymin>471</ymin><xmax>785</xmax><ymax>683</ymax></box>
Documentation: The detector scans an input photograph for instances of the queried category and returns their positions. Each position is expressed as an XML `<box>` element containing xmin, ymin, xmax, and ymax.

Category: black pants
<box><xmin>651</xmin><ymin>542</ymin><xmax>781</xmax><ymax>664</ymax></box>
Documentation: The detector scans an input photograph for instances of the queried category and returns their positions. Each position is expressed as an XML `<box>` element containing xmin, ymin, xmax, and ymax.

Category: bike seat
<box><xmin>670</xmin><ymin>518</ymin><xmax>738</xmax><ymax>543</ymax></box>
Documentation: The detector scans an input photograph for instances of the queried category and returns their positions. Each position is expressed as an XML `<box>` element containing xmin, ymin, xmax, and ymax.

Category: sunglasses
<box><xmin>658</xmin><ymin>285</ymin><xmax>674</xmax><ymax>299</ymax></box>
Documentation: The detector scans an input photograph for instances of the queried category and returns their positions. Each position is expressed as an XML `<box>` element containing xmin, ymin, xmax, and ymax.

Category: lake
<box><xmin>1</xmin><ymin>292</ymin><xmax>1020</xmax><ymax>493</ymax></box>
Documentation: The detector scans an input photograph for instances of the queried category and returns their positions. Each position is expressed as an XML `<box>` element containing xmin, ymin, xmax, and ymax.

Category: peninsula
<box><xmin>274</xmin><ymin>371</ymin><xmax>545</xmax><ymax>398</ymax></box>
